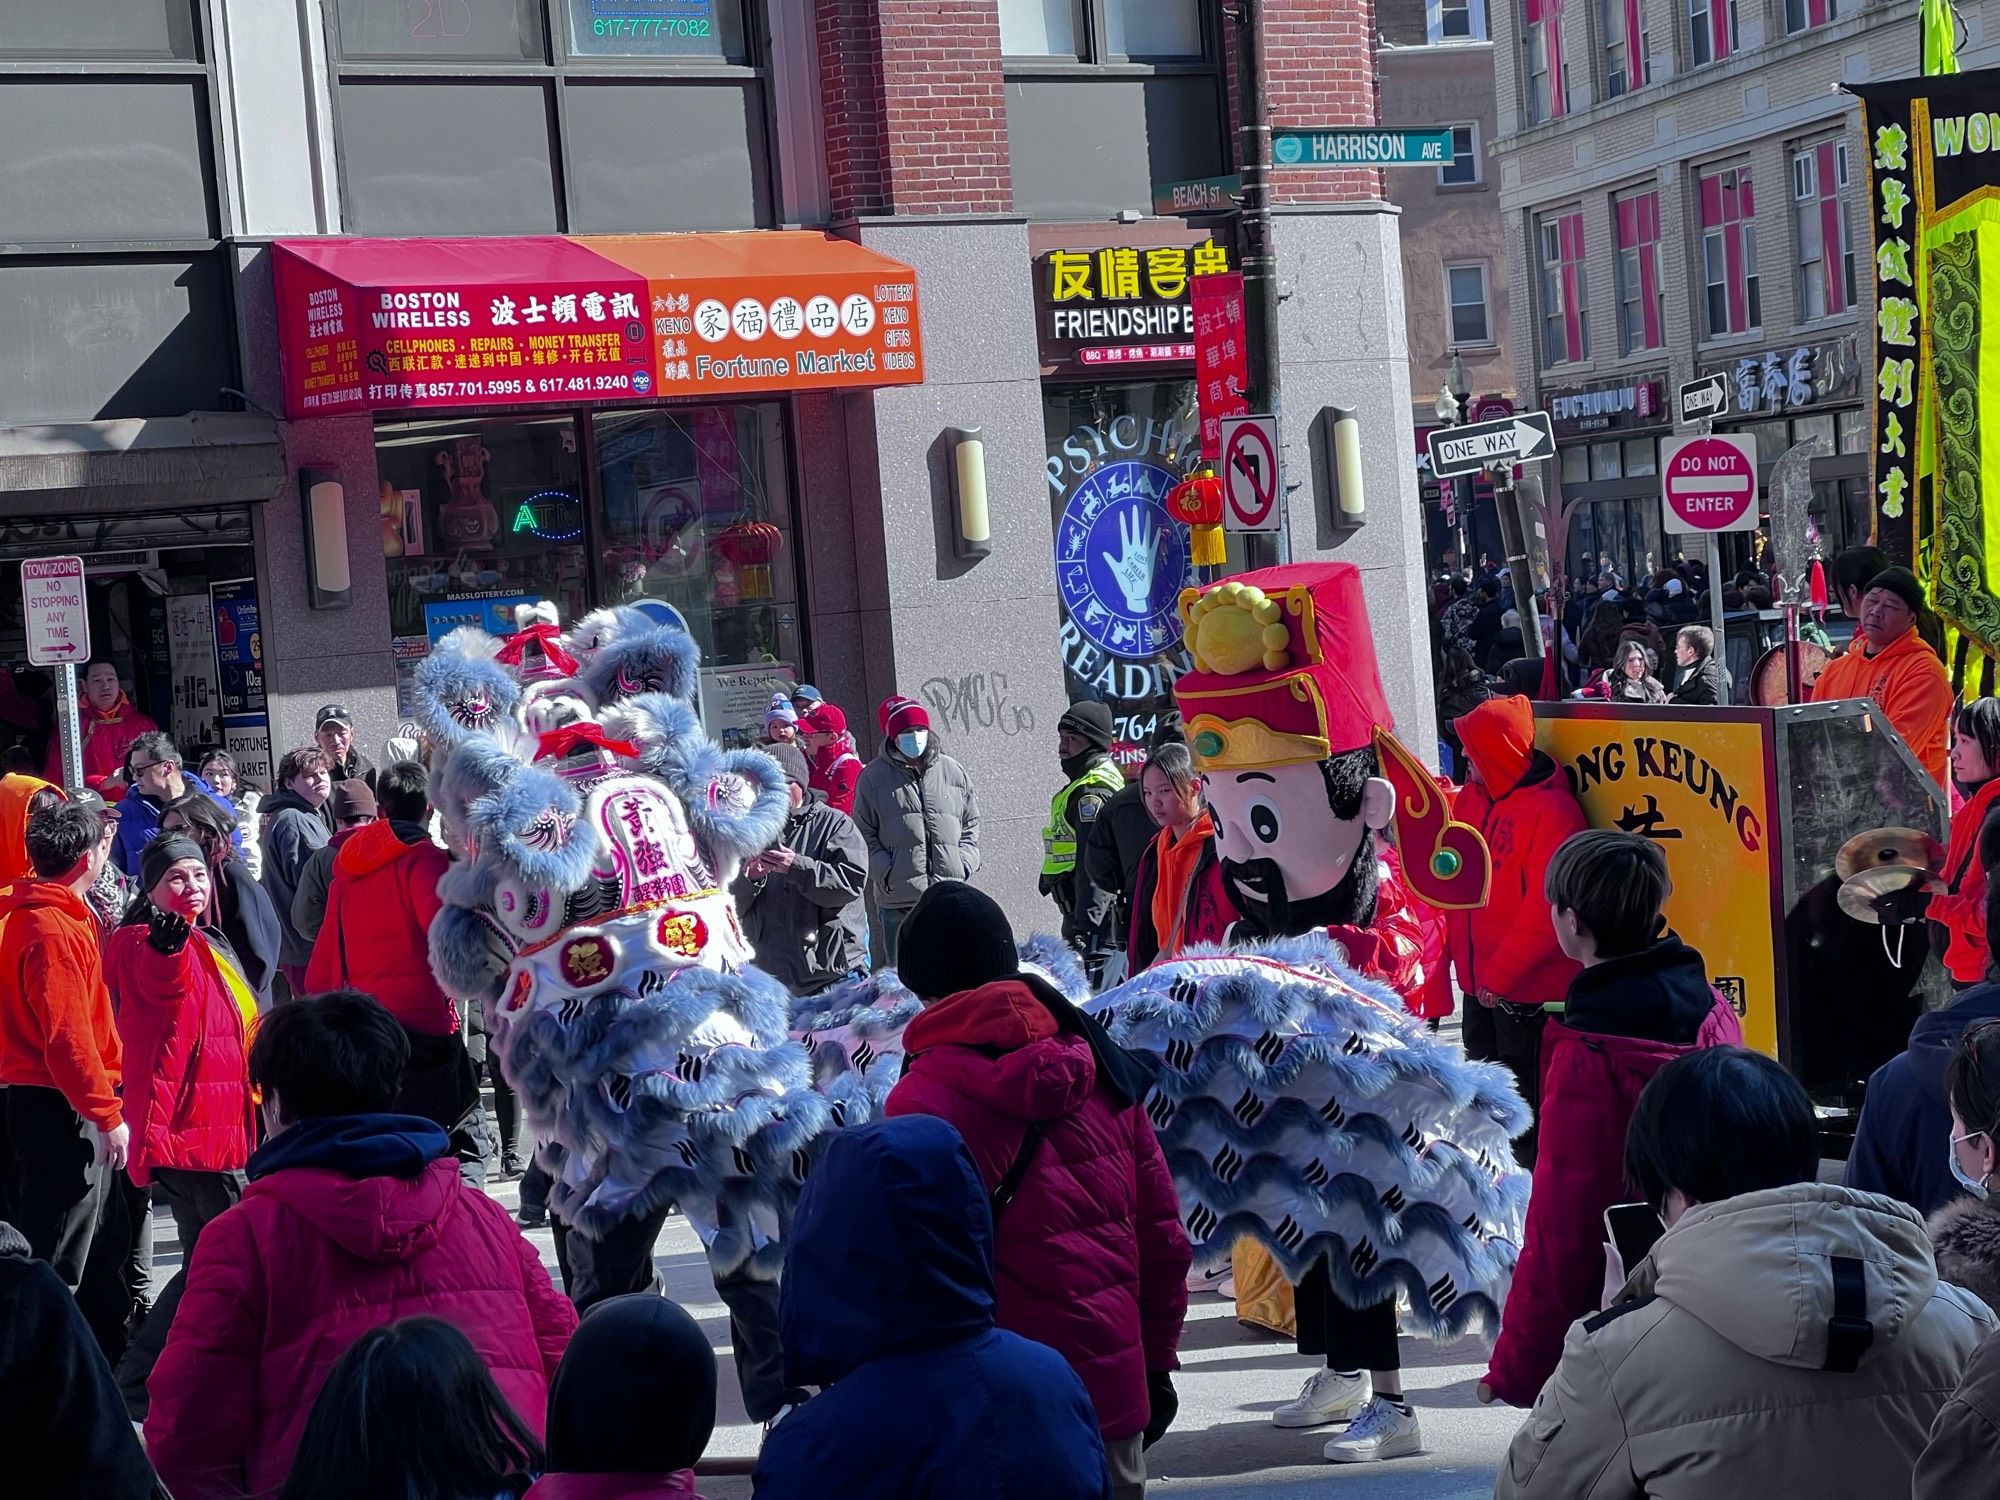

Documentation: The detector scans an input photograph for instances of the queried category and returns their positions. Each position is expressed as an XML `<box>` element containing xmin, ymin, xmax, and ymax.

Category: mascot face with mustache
<box><xmin>1175</xmin><ymin>565</ymin><xmax>1490</xmax><ymax>943</ymax></box>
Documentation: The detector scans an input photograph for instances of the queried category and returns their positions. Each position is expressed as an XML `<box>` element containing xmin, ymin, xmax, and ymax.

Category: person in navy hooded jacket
<box><xmin>752</xmin><ymin>1115</ymin><xmax>1110</xmax><ymax>1500</ymax></box>
<box><xmin>1847</xmin><ymin>852</ymin><xmax>2000</xmax><ymax>1216</ymax></box>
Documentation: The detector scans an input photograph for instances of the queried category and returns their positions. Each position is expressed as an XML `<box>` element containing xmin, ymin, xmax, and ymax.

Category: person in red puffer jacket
<box><xmin>1479</xmin><ymin>832</ymin><xmax>1741</xmax><ymax>1409</ymax></box>
<box><xmin>884</xmin><ymin>881</ymin><xmax>1191</xmax><ymax>1500</ymax></box>
<box><xmin>145</xmin><ymin>991</ymin><xmax>576</xmax><ymax>1500</ymax></box>
<box><xmin>1447</xmin><ymin>693</ymin><xmax>1587</xmax><ymax>1164</ymax></box>
<box><xmin>102</xmin><ymin>834</ymin><xmax>259</xmax><ymax>1409</ymax></box>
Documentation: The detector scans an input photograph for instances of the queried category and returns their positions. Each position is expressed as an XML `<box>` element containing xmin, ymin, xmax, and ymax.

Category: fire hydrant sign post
<box><xmin>22</xmin><ymin>555</ymin><xmax>89</xmax><ymax>790</ymax></box>
<box><xmin>1221</xmin><ymin>414</ymin><xmax>1283</xmax><ymax>535</ymax></box>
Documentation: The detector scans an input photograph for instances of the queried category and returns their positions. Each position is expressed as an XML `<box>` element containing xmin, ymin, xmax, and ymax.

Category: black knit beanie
<box><xmin>140</xmin><ymin>834</ymin><xmax>206</xmax><ymax>897</ymax></box>
<box><xmin>896</xmin><ymin>881</ymin><xmax>1018</xmax><ymax>1001</ymax></box>
<box><xmin>1864</xmin><ymin>566</ymin><xmax>1925</xmax><ymax>618</ymax></box>
<box><xmin>1057</xmin><ymin>700</ymin><xmax>1115</xmax><ymax>753</ymax></box>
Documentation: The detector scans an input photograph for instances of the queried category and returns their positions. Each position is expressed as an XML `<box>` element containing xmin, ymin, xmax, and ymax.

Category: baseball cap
<box><xmin>315</xmin><ymin>704</ymin><xmax>354</xmax><ymax>731</ymax></box>
<box><xmin>801</xmin><ymin>703</ymin><xmax>847</xmax><ymax>736</ymax></box>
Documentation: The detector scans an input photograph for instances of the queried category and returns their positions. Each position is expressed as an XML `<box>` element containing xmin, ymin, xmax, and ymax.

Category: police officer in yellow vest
<box><xmin>1040</xmin><ymin>700</ymin><xmax>1127</xmax><ymax>977</ymax></box>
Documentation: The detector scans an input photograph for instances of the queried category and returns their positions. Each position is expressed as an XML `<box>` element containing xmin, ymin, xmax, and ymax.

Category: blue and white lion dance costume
<box><xmin>419</xmin><ymin>599</ymin><xmax>1528</xmax><ymax>1330</ymax></box>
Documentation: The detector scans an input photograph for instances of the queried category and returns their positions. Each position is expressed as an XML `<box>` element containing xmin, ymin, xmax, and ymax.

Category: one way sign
<box><xmin>1425</xmin><ymin>411</ymin><xmax>1556</xmax><ymax>479</ymax></box>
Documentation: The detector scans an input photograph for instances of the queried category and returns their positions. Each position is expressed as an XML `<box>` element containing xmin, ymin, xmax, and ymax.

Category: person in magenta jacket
<box><xmin>144</xmin><ymin>990</ymin><xmax>576</xmax><ymax>1500</ymax></box>
<box><xmin>883</xmin><ymin>881</ymin><xmax>1190</xmax><ymax>1497</ymax></box>
<box><xmin>1479</xmin><ymin>832</ymin><xmax>1742</xmax><ymax>1409</ymax></box>
<box><xmin>1447</xmin><ymin>694</ymin><xmax>1588</xmax><ymax>1163</ymax></box>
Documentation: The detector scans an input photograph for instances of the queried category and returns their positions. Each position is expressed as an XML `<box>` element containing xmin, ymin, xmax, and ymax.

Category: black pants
<box><xmin>519</xmin><ymin>1155</ymin><xmax>551</xmax><ymax>1215</ymax></box>
<box><xmin>395</xmin><ymin>1027</ymin><xmax>488</xmax><ymax>1188</ymax></box>
<box><xmin>117</xmin><ymin>1172</ymin><xmax>153</xmax><ymax>1329</ymax></box>
<box><xmin>1493</xmin><ymin>1002</ymin><xmax>1547</xmax><ymax>1168</ymax></box>
<box><xmin>4</xmin><ymin>1084</ymin><xmax>126</xmax><ymax>1358</ymax></box>
<box><xmin>115</xmin><ymin>1166</ymin><xmax>244</xmax><ymax>1419</ymax></box>
<box><xmin>1296</xmin><ymin>1259</ymin><xmax>1400</xmax><ymax>1374</ymax></box>
<box><xmin>552</xmin><ymin>1200</ymin><xmax>802</xmax><ymax>1423</ymax></box>
<box><xmin>491</xmin><ymin>1064</ymin><xmax>521</xmax><ymax>1161</ymax></box>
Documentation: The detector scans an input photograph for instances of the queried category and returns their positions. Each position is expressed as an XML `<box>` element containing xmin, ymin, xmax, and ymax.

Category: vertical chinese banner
<box><xmin>1190</xmin><ymin>272</ymin><xmax>1250</xmax><ymax>460</ymax></box>
<box><xmin>1857</xmin><ymin>87</ymin><xmax>1920</xmax><ymax>566</ymax></box>
<box><xmin>1855</xmin><ymin>71</ymin><xmax>2000</xmax><ymax>695</ymax></box>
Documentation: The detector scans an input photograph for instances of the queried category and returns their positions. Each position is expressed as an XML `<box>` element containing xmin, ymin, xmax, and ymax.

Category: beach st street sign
<box><xmin>1272</xmin><ymin>129</ymin><xmax>1457</xmax><ymax>167</ymax></box>
<box><xmin>1425</xmin><ymin>412</ymin><xmax>1556</xmax><ymax>478</ymax></box>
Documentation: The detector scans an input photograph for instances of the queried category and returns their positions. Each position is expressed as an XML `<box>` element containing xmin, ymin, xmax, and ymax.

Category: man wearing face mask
<box><xmin>852</xmin><ymin>696</ymin><xmax>980</xmax><ymax>968</ymax></box>
<box><xmin>1040</xmin><ymin>700</ymin><xmax>1126</xmax><ymax>976</ymax></box>
<box><xmin>1916</xmin><ymin>1021</ymin><xmax>2000</xmax><ymax>1497</ymax></box>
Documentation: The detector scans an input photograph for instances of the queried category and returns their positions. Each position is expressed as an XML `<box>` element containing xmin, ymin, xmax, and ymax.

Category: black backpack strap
<box><xmin>1823</xmin><ymin>1255</ymin><xmax>1874</xmax><ymax>1373</ymax></box>
<box><xmin>991</xmin><ymin>1123</ymin><xmax>1045</xmax><ymax>1217</ymax></box>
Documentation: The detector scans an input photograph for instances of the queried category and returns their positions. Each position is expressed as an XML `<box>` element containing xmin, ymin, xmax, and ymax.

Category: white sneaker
<box><xmin>1271</xmin><ymin>1368</ymin><xmax>1371</xmax><ymax>1428</ymax></box>
<box><xmin>1324</xmin><ymin>1396</ymin><xmax>1424</xmax><ymax>1463</ymax></box>
<box><xmin>1217</xmin><ymin>1274</ymin><xmax>1235</xmax><ymax>1299</ymax></box>
<box><xmin>1186</xmin><ymin>1265</ymin><xmax>1231</xmax><ymax>1295</ymax></box>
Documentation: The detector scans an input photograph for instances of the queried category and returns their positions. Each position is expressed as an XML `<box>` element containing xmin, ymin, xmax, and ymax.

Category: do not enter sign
<box><xmin>1661</xmin><ymin>434</ymin><xmax>1760</xmax><ymax>535</ymax></box>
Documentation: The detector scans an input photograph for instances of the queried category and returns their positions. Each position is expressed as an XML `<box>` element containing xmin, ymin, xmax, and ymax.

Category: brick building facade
<box><xmin>1487</xmin><ymin>0</ymin><xmax>1997</xmax><ymax>586</ymax></box>
<box><xmin>0</xmin><ymin>0</ymin><xmax>1428</xmax><ymax>934</ymax></box>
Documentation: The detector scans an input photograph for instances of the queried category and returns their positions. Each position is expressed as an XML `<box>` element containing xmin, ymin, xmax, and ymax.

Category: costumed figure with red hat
<box><xmin>1074</xmin><ymin>562</ymin><xmax>1530</xmax><ymax>1464</ymax></box>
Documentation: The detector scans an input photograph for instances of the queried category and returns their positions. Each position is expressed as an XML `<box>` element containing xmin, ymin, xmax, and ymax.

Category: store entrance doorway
<box><xmin>0</xmin><ymin>509</ymin><xmax>268</xmax><ymax>792</ymax></box>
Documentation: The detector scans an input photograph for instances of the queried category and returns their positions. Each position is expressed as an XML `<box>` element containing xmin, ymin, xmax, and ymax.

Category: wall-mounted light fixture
<box><xmin>1313</xmin><ymin>406</ymin><xmax>1366</xmax><ymax>531</ymax></box>
<box><xmin>300</xmin><ymin>466</ymin><xmax>352</xmax><ymax>610</ymax></box>
<box><xmin>947</xmin><ymin>425</ymin><xmax>992</xmax><ymax>558</ymax></box>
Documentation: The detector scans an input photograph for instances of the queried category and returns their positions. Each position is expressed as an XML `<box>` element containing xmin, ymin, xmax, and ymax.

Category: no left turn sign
<box><xmin>1221</xmin><ymin>414</ymin><xmax>1282</xmax><ymax>535</ymax></box>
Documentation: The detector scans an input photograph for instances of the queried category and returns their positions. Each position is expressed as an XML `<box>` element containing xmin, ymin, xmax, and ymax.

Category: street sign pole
<box><xmin>54</xmin><ymin>664</ymin><xmax>81</xmax><ymax>793</ymax></box>
<box><xmin>21</xmin><ymin>554</ymin><xmax>90</xmax><ymax>791</ymax></box>
<box><xmin>1233</xmin><ymin>0</ymin><xmax>1284</xmax><ymax>563</ymax></box>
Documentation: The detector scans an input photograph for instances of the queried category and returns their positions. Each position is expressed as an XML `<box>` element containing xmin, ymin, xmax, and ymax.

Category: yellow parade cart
<box><xmin>1532</xmin><ymin>699</ymin><xmax>1947</xmax><ymax>1149</ymax></box>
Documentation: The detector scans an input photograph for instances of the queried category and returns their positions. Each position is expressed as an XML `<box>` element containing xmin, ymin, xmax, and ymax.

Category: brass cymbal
<box><xmin>1837</xmin><ymin>863</ymin><xmax>1935</xmax><ymax>925</ymax></box>
<box><xmin>1834</xmin><ymin>826</ymin><xmax>1946</xmax><ymax>883</ymax></box>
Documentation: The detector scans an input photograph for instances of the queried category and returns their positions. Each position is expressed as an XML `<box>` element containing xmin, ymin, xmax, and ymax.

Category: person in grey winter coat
<box><xmin>852</xmin><ymin>696</ymin><xmax>980</xmax><ymax>966</ymax></box>
<box><xmin>1498</xmin><ymin>1047</ymin><xmax>1992</xmax><ymax>1500</ymax></box>
<box><xmin>734</xmin><ymin>744</ymin><xmax>868</xmax><ymax>996</ymax></box>
<box><xmin>257</xmin><ymin>746</ymin><xmax>334</xmax><ymax>990</ymax></box>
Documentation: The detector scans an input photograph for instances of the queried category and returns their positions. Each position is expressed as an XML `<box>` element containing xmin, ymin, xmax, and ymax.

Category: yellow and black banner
<box><xmin>1853</xmin><ymin>68</ymin><xmax>2000</xmax><ymax>698</ymax></box>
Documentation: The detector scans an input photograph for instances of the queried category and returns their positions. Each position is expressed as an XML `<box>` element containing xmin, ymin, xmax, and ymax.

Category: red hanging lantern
<box><xmin>713</xmin><ymin>521</ymin><xmax>784</xmax><ymax>599</ymax></box>
<box><xmin>1166</xmin><ymin>468</ymin><xmax>1228</xmax><ymax>566</ymax></box>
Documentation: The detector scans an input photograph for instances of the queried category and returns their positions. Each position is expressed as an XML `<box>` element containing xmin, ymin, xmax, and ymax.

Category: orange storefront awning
<box><xmin>272</xmin><ymin>232</ymin><xmax>925</xmax><ymax>421</ymax></box>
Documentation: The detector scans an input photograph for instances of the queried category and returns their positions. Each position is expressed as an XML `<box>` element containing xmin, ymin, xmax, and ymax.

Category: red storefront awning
<box><xmin>272</xmin><ymin>233</ymin><xmax>925</xmax><ymax>421</ymax></box>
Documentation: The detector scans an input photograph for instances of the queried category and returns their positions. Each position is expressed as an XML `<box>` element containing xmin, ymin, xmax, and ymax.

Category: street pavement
<box><xmin>480</xmin><ymin>1177</ymin><xmax>1520</xmax><ymax>1498</ymax></box>
<box><xmin>143</xmin><ymin>1169</ymin><xmax>1516</xmax><ymax>1497</ymax></box>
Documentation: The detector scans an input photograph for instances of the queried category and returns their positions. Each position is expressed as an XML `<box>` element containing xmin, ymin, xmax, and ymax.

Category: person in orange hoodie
<box><xmin>0</xmin><ymin>773</ymin><xmax>65</xmax><ymax>883</ymax></box>
<box><xmin>1811</xmin><ymin>566</ymin><xmax>1953</xmax><ymax>788</ymax></box>
<box><xmin>304</xmin><ymin>759</ymin><xmax>478</xmax><ymax>1179</ymax></box>
<box><xmin>1447</xmin><ymin>694</ymin><xmax>1587</xmax><ymax>1166</ymax></box>
<box><xmin>43</xmin><ymin>660</ymin><xmax>159</xmax><ymax>792</ymax></box>
<box><xmin>0</xmin><ymin>800</ymin><xmax>128</xmax><ymax>1356</ymax></box>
